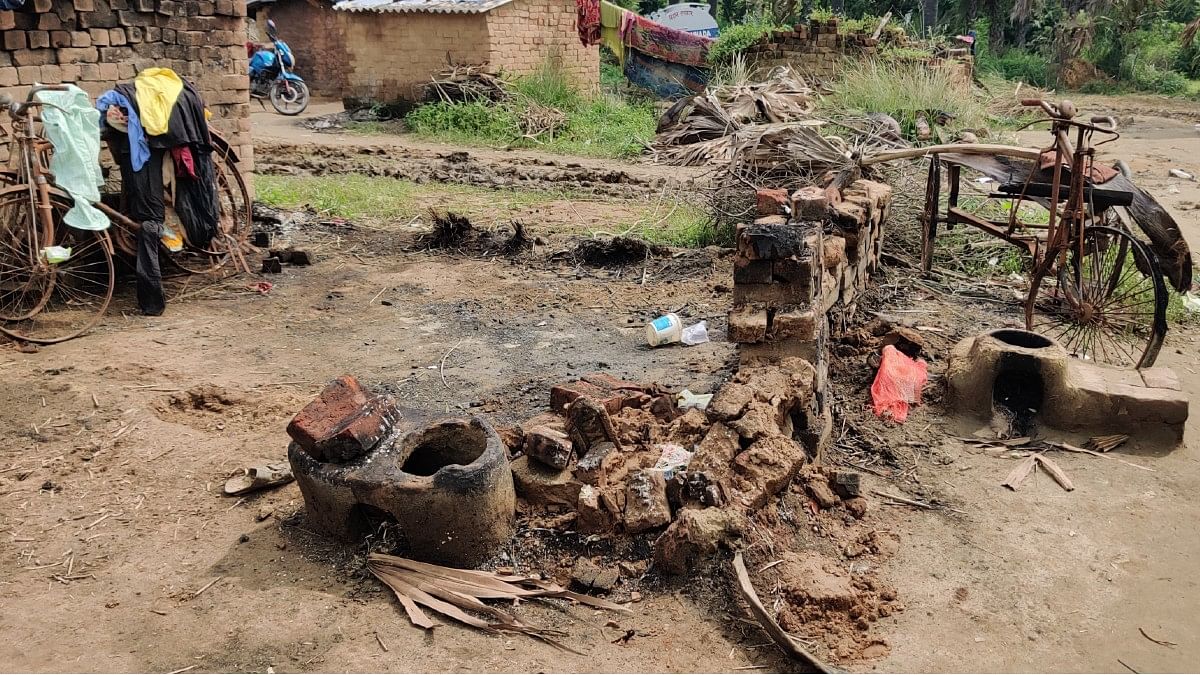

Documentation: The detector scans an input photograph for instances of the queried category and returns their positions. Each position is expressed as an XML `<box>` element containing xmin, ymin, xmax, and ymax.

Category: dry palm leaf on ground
<box><xmin>366</xmin><ymin>553</ymin><xmax>630</xmax><ymax>649</ymax></box>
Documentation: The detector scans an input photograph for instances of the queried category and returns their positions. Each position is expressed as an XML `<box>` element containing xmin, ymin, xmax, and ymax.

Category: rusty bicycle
<box><xmin>0</xmin><ymin>85</ymin><xmax>252</xmax><ymax>343</ymax></box>
<box><xmin>920</xmin><ymin>98</ymin><xmax>1168</xmax><ymax>368</ymax></box>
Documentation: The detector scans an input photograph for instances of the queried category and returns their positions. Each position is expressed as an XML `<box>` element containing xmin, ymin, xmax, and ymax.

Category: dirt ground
<box><xmin>2</xmin><ymin>97</ymin><xmax>1199</xmax><ymax>673</ymax></box>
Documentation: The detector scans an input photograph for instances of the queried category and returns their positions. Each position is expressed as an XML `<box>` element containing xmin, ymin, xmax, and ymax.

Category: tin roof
<box><xmin>333</xmin><ymin>0</ymin><xmax>515</xmax><ymax>14</ymax></box>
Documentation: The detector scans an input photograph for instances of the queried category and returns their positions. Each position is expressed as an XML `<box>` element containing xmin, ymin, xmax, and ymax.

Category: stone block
<box><xmin>735</xmin><ymin>436</ymin><xmax>807</xmax><ymax>509</ymax></box>
<box><xmin>756</xmin><ymin>188</ymin><xmax>790</xmax><ymax>216</ymax></box>
<box><xmin>791</xmin><ymin>185</ymin><xmax>829</xmax><ymax>219</ymax></box>
<box><xmin>4</xmin><ymin>30</ymin><xmax>27</xmax><ymax>51</ymax></box>
<box><xmin>728</xmin><ymin>305</ymin><xmax>768</xmax><ymax>344</ymax></box>
<box><xmin>511</xmin><ymin>455</ymin><xmax>582</xmax><ymax>508</ymax></box>
<box><xmin>653</xmin><ymin>507</ymin><xmax>744</xmax><ymax>574</ymax></box>
<box><xmin>28</xmin><ymin>31</ymin><xmax>50</xmax><ymax>49</ymax></box>
<box><xmin>732</xmin><ymin>280</ymin><xmax>814</xmax><ymax>306</ymax></box>
<box><xmin>0</xmin><ymin>11</ymin><xmax>14</xmax><ymax>31</ymax></box>
<box><xmin>286</xmin><ymin>375</ymin><xmax>399</xmax><ymax>463</ymax></box>
<box><xmin>734</xmin><ymin>256</ymin><xmax>773</xmax><ymax>285</ymax></box>
<box><xmin>736</xmin><ymin>221</ymin><xmax>809</xmax><ymax>261</ymax></box>
<box><xmin>769</xmin><ymin>306</ymin><xmax>818</xmax><ymax>341</ymax></box>
<box><xmin>624</xmin><ymin>471</ymin><xmax>671</xmax><ymax>533</ymax></box>
<box><xmin>830</xmin><ymin>470</ymin><xmax>861</xmax><ymax>498</ymax></box>
<box><xmin>773</xmin><ymin>254</ymin><xmax>816</xmax><ymax>285</ymax></box>
<box><xmin>523</xmin><ymin>425</ymin><xmax>572</xmax><ymax>470</ymax></box>
<box><xmin>575</xmin><ymin>484</ymin><xmax>614</xmax><ymax>533</ymax></box>
<box><xmin>574</xmin><ymin>441</ymin><xmax>618</xmax><ymax>486</ymax></box>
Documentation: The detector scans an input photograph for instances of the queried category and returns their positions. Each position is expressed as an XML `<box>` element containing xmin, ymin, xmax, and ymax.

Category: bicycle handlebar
<box><xmin>1</xmin><ymin>85</ymin><xmax>70</xmax><ymax>118</ymax></box>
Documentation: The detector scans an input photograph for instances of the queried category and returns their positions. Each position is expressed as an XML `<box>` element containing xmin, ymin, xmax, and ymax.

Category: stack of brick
<box><xmin>726</xmin><ymin>179</ymin><xmax>892</xmax><ymax>454</ymax></box>
<box><xmin>740</xmin><ymin>17</ymin><xmax>973</xmax><ymax>83</ymax></box>
<box><xmin>0</xmin><ymin>0</ymin><xmax>253</xmax><ymax>171</ymax></box>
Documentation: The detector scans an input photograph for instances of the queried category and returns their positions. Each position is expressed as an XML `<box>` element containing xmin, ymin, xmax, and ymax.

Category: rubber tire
<box><xmin>270</xmin><ymin>79</ymin><xmax>309</xmax><ymax>116</ymax></box>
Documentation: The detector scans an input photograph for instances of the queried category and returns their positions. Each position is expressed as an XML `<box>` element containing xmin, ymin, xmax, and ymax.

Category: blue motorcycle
<box><xmin>248</xmin><ymin>20</ymin><xmax>310</xmax><ymax>116</ymax></box>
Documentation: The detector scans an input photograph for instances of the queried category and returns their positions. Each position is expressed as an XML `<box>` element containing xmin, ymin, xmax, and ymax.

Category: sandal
<box><xmin>223</xmin><ymin>462</ymin><xmax>294</xmax><ymax>496</ymax></box>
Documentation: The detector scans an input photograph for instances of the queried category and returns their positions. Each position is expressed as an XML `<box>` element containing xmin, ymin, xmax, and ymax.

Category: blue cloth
<box><xmin>96</xmin><ymin>90</ymin><xmax>150</xmax><ymax>172</ymax></box>
<box><xmin>0</xmin><ymin>0</ymin><xmax>26</xmax><ymax>9</ymax></box>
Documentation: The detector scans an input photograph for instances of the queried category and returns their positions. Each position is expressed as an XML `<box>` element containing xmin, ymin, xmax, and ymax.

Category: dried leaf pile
<box><xmin>367</xmin><ymin>553</ymin><xmax>629</xmax><ymax>649</ymax></box>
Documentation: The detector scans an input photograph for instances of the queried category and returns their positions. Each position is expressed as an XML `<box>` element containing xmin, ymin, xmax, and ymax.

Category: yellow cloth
<box><xmin>600</xmin><ymin>1</ymin><xmax>627</xmax><ymax>66</ymax></box>
<box><xmin>134</xmin><ymin>68</ymin><xmax>184</xmax><ymax>136</ymax></box>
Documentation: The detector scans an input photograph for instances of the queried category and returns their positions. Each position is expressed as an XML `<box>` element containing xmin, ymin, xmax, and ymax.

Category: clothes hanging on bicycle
<box><xmin>0</xmin><ymin>0</ymin><xmax>26</xmax><ymax>8</ymax></box>
<box><xmin>172</xmin><ymin>146</ymin><xmax>196</xmax><ymax>179</ymax></box>
<box><xmin>96</xmin><ymin>89</ymin><xmax>150</xmax><ymax>172</ymax></box>
<box><xmin>133</xmin><ymin>68</ymin><xmax>184</xmax><ymax>136</ymax></box>
<box><xmin>114</xmin><ymin>77</ymin><xmax>219</xmax><ymax>249</ymax></box>
<box><xmin>35</xmin><ymin>85</ymin><xmax>110</xmax><ymax>231</ymax></box>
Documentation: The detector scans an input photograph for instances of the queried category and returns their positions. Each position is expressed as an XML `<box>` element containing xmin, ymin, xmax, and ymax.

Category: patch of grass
<box><xmin>404</xmin><ymin>61</ymin><xmax>656</xmax><ymax>159</ymax></box>
<box><xmin>344</xmin><ymin>120</ymin><xmax>406</xmax><ymax>136</ymax></box>
<box><xmin>256</xmin><ymin>174</ymin><xmax>417</xmax><ymax>220</ymax></box>
<box><xmin>623</xmin><ymin>203</ymin><xmax>730</xmax><ymax>248</ymax></box>
<box><xmin>977</xmin><ymin>48</ymin><xmax>1051</xmax><ymax>88</ymax></box>
<box><xmin>821</xmin><ymin>59</ymin><xmax>988</xmax><ymax>134</ymax></box>
<box><xmin>255</xmin><ymin>174</ymin><xmax>566</xmax><ymax>222</ymax></box>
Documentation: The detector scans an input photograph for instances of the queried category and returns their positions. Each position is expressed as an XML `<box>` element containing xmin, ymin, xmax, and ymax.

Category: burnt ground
<box><xmin>2</xmin><ymin>101</ymin><xmax>1199</xmax><ymax>673</ymax></box>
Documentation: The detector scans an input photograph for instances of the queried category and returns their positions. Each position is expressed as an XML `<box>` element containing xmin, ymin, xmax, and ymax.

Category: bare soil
<box><xmin>2</xmin><ymin>99</ymin><xmax>1199</xmax><ymax>673</ymax></box>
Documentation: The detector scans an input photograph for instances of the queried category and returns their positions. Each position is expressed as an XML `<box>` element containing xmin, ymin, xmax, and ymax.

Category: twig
<box><xmin>369</xmin><ymin>286</ymin><xmax>387</xmax><ymax>305</ymax></box>
<box><xmin>375</xmin><ymin>631</ymin><xmax>389</xmax><ymax>652</ymax></box>
<box><xmin>872</xmin><ymin>490</ymin><xmax>934</xmax><ymax>509</ymax></box>
<box><xmin>191</xmin><ymin>576</ymin><xmax>223</xmax><ymax>598</ymax></box>
<box><xmin>168</xmin><ymin>666</ymin><xmax>197</xmax><ymax>674</ymax></box>
<box><xmin>1117</xmin><ymin>658</ymin><xmax>1139</xmax><ymax>673</ymax></box>
<box><xmin>1138</xmin><ymin>627</ymin><xmax>1176</xmax><ymax>647</ymax></box>
<box><xmin>439</xmin><ymin>338</ymin><xmax>465</xmax><ymax>389</ymax></box>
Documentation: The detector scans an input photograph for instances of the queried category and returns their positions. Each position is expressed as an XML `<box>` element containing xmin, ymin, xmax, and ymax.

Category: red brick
<box><xmin>728</xmin><ymin>305</ymin><xmax>768</xmax><ymax>344</ymax></box>
<box><xmin>523</xmin><ymin>426</ymin><xmax>572</xmax><ymax>470</ymax></box>
<box><xmin>4</xmin><ymin>30</ymin><xmax>26</xmax><ymax>50</ymax></box>
<box><xmin>0</xmin><ymin>11</ymin><xmax>14</xmax><ymax>31</ymax></box>
<box><xmin>756</xmin><ymin>188</ymin><xmax>790</xmax><ymax>217</ymax></box>
<box><xmin>286</xmin><ymin>375</ymin><xmax>398</xmax><ymax>463</ymax></box>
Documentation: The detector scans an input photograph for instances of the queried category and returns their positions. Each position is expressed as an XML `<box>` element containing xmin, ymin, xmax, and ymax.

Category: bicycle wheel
<box><xmin>0</xmin><ymin>189</ymin><xmax>55</xmax><ymax>321</ymax></box>
<box><xmin>1027</xmin><ymin>225</ymin><xmax>1167</xmax><ymax>368</ymax></box>
<box><xmin>210</xmin><ymin>132</ymin><xmax>252</xmax><ymax>241</ymax></box>
<box><xmin>0</xmin><ymin>220</ymin><xmax>115</xmax><ymax>344</ymax></box>
<box><xmin>163</xmin><ymin>159</ymin><xmax>244</xmax><ymax>275</ymax></box>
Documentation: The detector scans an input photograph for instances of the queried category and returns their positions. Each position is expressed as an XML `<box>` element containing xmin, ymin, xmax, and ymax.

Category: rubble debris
<box><xmin>623</xmin><ymin>471</ymin><xmax>672</xmax><ymax>533</ymax></box>
<box><xmin>570</xmin><ymin>557</ymin><xmax>620</xmax><ymax>593</ymax></box>
<box><xmin>654</xmin><ymin>507</ymin><xmax>743</xmax><ymax>574</ymax></box>
<box><xmin>261</xmin><ymin>257</ymin><xmax>282</xmax><ymax>274</ymax></box>
<box><xmin>804</xmin><ymin>471</ymin><xmax>841</xmax><ymax>509</ymax></box>
<box><xmin>565</xmin><ymin>397</ymin><xmax>622</xmax><ymax>455</ymax></box>
<box><xmin>223</xmin><ymin>462</ymin><xmax>294</xmax><ymax>496</ymax></box>
<box><xmin>268</xmin><ymin>248</ymin><xmax>314</xmax><ymax>266</ymax></box>
<box><xmin>573</xmin><ymin>236</ymin><xmax>668</xmax><ymax>267</ymax></box>
<box><xmin>367</xmin><ymin>553</ymin><xmax>628</xmax><ymax>646</ymax></box>
<box><xmin>523</xmin><ymin>426</ymin><xmax>573</xmax><ymax>470</ymax></box>
<box><xmin>511</xmin><ymin>455</ymin><xmax>582</xmax><ymax>508</ymax></box>
<box><xmin>844</xmin><ymin>497</ymin><xmax>868</xmax><ymax>519</ymax></box>
<box><xmin>732</xmin><ymin>553</ymin><xmax>831</xmax><ymax>673</ymax></box>
<box><xmin>879</xmin><ymin>326</ymin><xmax>925</xmax><ymax>358</ymax></box>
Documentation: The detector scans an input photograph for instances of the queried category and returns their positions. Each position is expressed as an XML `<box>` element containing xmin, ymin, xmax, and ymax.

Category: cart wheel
<box><xmin>0</xmin><ymin>197</ymin><xmax>115</xmax><ymax>344</ymax></box>
<box><xmin>1026</xmin><ymin>225</ymin><xmax>1167</xmax><ymax>368</ymax></box>
<box><xmin>920</xmin><ymin>157</ymin><xmax>941</xmax><ymax>272</ymax></box>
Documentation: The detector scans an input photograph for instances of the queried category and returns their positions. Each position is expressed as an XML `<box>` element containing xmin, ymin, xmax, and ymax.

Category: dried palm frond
<box><xmin>367</xmin><ymin>553</ymin><xmax>629</xmax><ymax>650</ymax></box>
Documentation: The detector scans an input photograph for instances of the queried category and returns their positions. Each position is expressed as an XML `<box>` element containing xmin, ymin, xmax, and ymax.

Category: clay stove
<box><xmin>286</xmin><ymin>376</ymin><xmax>516</xmax><ymax>566</ymax></box>
<box><xmin>946</xmin><ymin>329</ymin><xmax>1188</xmax><ymax>441</ymax></box>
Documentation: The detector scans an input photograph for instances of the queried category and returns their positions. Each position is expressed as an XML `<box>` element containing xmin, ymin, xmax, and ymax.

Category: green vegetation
<box><xmin>624</xmin><ymin>203</ymin><xmax>731</xmax><ymax>248</ymax></box>
<box><xmin>708</xmin><ymin>16</ymin><xmax>784</xmax><ymax>64</ymax></box>
<box><xmin>820</xmin><ymin>59</ymin><xmax>988</xmax><ymax>134</ymax></box>
<box><xmin>404</xmin><ymin>61</ymin><xmax>656</xmax><ymax>159</ymax></box>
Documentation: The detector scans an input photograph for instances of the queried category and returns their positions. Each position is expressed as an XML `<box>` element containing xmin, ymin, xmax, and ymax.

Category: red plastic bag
<box><xmin>871</xmin><ymin>345</ymin><xmax>928</xmax><ymax>422</ymax></box>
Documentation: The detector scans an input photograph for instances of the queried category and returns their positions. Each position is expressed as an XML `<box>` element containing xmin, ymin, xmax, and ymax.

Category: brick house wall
<box><xmin>0</xmin><ymin>0</ymin><xmax>253</xmax><ymax>172</ymax></box>
<box><xmin>257</xmin><ymin>0</ymin><xmax>346</xmax><ymax>100</ymax></box>
<box><xmin>485</xmin><ymin>0</ymin><xmax>598</xmax><ymax>89</ymax></box>
<box><xmin>339</xmin><ymin>10</ymin><xmax>491</xmax><ymax>105</ymax></box>
<box><xmin>336</xmin><ymin>0</ymin><xmax>599</xmax><ymax>107</ymax></box>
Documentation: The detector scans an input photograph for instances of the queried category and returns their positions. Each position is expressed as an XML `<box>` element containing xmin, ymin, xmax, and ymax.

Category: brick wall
<box><xmin>744</xmin><ymin>17</ymin><xmax>973</xmax><ymax>84</ymax></box>
<box><xmin>337</xmin><ymin>0</ymin><xmax>599</xmax><ymax>107</ymax></box>
<box><xmin>338</xmin><ymin>9</ymin><xmax>490</xmax><ymax>105</ymax></box>
<box><xmin>486</xmin><ymin>0</ymin><xmax>598</xmax><ymax>90</ymax></box>
<box><xmin>260</xmin><ymin>0</ymin><xmax>345</xmax><ymax>100</ymax></box>
<box><xmin>0</xmin><ymin>0</ymin><xmax>253</xmax><ymax>171</ymax></box>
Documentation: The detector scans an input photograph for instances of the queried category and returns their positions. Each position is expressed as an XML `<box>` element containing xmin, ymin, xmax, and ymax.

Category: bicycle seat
<box><xmin>995</xmin><ymin>182</ymin><xmax>1134</xmax><ymax>210</ymax></box>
